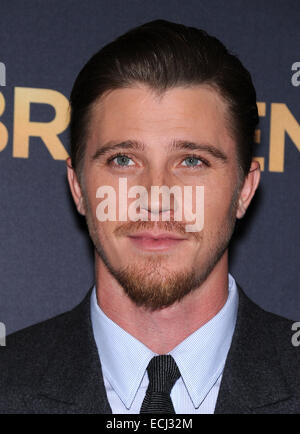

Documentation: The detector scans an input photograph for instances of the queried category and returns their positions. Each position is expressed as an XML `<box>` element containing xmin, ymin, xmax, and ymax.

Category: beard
<box><xmin>82</xmin><ymin>188</ymin><xmax>239</xmax><ymax>311</ymax></box>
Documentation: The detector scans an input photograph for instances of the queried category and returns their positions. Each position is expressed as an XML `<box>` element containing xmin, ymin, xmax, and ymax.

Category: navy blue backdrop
<box><xmin>0</xmin><ymin>0</ymin><xmax>299</xmax><ymax>334</ymax></box>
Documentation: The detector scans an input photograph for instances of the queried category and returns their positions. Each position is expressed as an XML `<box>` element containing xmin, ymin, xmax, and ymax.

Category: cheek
<box><xmin>203</xmin><ymin>183</ymin><xmax>235</xmax><ymax>224</ymax></box>
<box><xmin>94</xmin><ymin>222</ymin><xmax>121</xmax><ymax>255</ymax></box>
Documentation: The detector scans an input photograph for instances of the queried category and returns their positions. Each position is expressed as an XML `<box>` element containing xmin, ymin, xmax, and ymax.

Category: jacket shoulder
<box><xmin>0</xmin><ymin>292</ymin><xmax>92</xmax><ymax>412</ymax></box>
<box><xmin>0</xmin><ymin>309</ymin><xmax>74</xmax><ymax>382</ymax></box>
<box><xmin>238</xmin><ymin>288</ymin><xmax>299</xmax><ymax>349</ymax></box>
<box><xmin>237</xmin><ymin>288</ymin><xmax>300</xmax><ymax>389</ymax></box>
<box><xmin>8</xmin><ymin>308</ymin><xmax>73</xmax><ymax>349</ymax></box>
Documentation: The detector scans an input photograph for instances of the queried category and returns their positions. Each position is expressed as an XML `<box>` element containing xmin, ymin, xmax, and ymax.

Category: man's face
<box><xmin>69</xmin><ymin>85</ymin><xmax>249</xmax><ymax>310</ymax></box>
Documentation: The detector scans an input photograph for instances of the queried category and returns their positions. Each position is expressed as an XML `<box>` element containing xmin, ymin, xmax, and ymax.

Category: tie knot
<box><xmin>146</xmin><ymin>355</ymin><xmax>180</xmax><ymax>394</ymax></box>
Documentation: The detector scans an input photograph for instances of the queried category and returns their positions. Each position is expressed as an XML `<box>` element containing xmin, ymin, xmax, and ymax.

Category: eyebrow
<box><xmin>91</xmin><ymin>139</ymin><xmax>228</xmax><ymax>162</ymax></box>
<box><xmin>91</xmin><ymin>140</ymin><xmax>145</xmax><ymax>161</ymax></box>
<box><xmin>169</xmin><ymin>140</ymin><xmax>228</xmax><ymax>162</ymax></box>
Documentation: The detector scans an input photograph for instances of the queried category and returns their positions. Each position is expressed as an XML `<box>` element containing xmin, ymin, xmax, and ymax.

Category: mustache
<box><xmin>113</xmin><ymin>220</ymin><xmax>202</xmax><ymax>241</ymax></box>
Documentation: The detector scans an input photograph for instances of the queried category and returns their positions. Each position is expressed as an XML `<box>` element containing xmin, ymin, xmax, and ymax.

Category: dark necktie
<box><xmin>140</xmin><ymin>355</ymin><xmax>180</xmax><ymax>414</ymax></box>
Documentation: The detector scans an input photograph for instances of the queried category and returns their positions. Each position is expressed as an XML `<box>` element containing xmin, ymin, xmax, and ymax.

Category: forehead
<box><xmin>87</xmin><ymin>84</ymin><xmax>235</xmax><ymax>154</ymax></box>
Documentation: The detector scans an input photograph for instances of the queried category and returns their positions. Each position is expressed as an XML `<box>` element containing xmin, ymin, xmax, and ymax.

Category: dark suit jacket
<box><xmin>0</xmin><ymin>286</ymin><xmax>300</xmax><ymax>414</ymax></box>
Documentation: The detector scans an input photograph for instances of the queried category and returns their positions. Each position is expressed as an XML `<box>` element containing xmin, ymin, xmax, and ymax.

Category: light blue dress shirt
<box><xmin>91</xmin><ymin>273</ymin><xmax>239</xmax><ymax>414</ymax></box>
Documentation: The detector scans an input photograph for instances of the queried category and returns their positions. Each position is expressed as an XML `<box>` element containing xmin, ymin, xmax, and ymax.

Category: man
<box><xmin>1</xmin><ymin>19</ymin><xmax>299</xmax><ymax>414</ymax></box>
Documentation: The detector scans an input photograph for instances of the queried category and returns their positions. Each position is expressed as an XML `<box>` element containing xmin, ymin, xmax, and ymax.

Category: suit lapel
<box><xmin>215</xmin><ymin>286</ymin><xmax>291</xmax><ymax>414</ymax></box>
<box><xmin>32</xmin><ymin>290</ymin><xmax>112</xmax><ymax>414</ymax></box>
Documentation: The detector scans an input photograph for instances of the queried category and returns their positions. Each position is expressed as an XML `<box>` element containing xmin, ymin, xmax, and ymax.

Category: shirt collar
<box><xmin>170</xmin><ymin>273</ymin><xmax>239</xmax><ymax>407</ymax></box>
<box><xmin>91</xmin><ymin>289</ymin><xmax>155</xmax><ymax>408</ymax></box>
<box><xmin>91</xmin><ymin>273</ymin><xmax>238</xmax><ymax>409</ymax></box>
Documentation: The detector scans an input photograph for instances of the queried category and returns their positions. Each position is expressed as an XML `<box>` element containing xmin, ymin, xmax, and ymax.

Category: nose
<box><xmin>141</xmin><ymin>187</ymin><xmax>171</xmax><ymax>221</ymax></box>
<box><xmin>138</xmin><ymin>169</ymin><xmax>181</xmax><ymax>221</ymax></box>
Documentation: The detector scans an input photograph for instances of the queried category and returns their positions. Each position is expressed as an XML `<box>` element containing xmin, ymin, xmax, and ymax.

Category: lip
<box><xmin>128</xmin><ymin>231</ymin><xmax>186</xmax><ymax>240</ymax></box>
<box><xmin>127</xmin><ymin>231</ymin><xmax>187</xmax><ymax>251</ymax></box>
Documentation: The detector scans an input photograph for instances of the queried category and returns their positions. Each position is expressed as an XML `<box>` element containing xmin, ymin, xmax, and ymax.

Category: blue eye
<box><xmin>112</xmin><ymin>155</ymin><xmax>134</xmax><ymax>166</ymax></box>
<box><xmin>182</xmin><ymin>157</ymin><xmax>203</xmax><ymax>167</ymax></box>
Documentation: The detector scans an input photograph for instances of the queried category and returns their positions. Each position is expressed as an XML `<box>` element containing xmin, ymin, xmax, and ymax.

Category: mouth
<box><xmin>127</xmin><ymin>231</ymin><xmax>187</xmax><ymax>251</ymax></box>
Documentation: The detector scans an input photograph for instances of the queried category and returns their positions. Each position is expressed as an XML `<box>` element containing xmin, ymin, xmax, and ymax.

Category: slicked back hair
<box><xmin>70</xmin><ymin>19</ymin><xmax>258</xmax><ymax>180</ymax></box>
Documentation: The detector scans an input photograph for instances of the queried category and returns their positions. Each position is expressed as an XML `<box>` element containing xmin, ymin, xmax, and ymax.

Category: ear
<box><xmin>66</xmin><ymin>158</ymin><xmax>86</xmax><ymax>215</ymax></box>
<box><xmin>236</xmin><ymin>159</ymin><xmax>261</xmax><ymax>219</ymax></box>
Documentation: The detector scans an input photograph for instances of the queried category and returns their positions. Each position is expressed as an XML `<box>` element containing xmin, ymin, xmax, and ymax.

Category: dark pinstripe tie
<box><xmin>140</xmin><ymin>355</ymin><xmax>180</xmax><ymax>414</ymax></box>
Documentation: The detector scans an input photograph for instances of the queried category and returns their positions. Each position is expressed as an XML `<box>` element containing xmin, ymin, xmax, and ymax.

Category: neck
<box><xmin>95</xmin><ymin>252</ymin><xmax>229</xmax><ymax>354</ymax></box>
